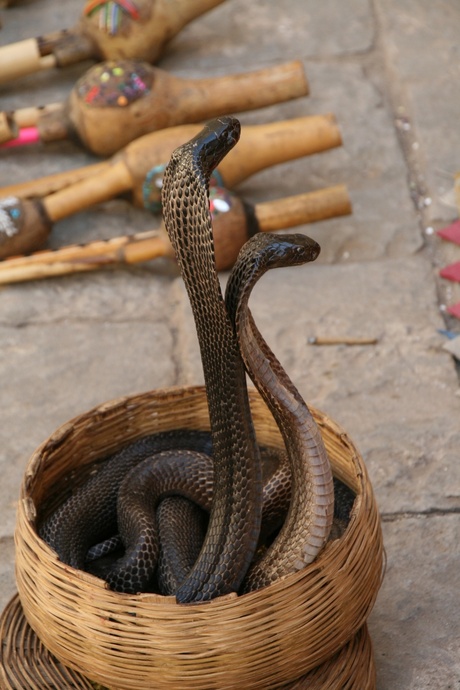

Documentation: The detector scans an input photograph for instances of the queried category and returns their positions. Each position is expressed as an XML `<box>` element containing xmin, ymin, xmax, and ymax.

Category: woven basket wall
<box><xmin>0</xmin><ymin>595</ymin><xmax>376</xmax><ymax>690</ymax></box>
<box><xmin>13</xmin><ymin>385</ymin><xmax>383</xmax><ymax>690</ymax></box>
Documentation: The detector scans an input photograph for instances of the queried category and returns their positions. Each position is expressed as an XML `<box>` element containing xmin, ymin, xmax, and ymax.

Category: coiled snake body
<box><xmin>40</xmin><ymin>117</ymin><xmax>338</xmax><ymax>602</ymax></box>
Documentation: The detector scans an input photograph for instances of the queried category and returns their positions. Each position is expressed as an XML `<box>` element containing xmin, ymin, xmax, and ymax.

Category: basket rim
<box><xmin>22</xmin><ymin>383</ymin><xmax>367</xmax><ymax>507</ymax></box>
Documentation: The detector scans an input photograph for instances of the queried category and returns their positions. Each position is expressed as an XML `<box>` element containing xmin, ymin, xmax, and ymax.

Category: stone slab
<box><xmin>370</xmin><ymin>514</ymin><xmax>460</xmax><ymax>689</ymax></box>
<box><xmin>375</xmin><ymin>0</ymin><xmax>460</xmax><ymax>224</ymax></box>
<box><xmin>443</xmin><ymin>334</ymin><xmax>460</xmax><ymax>360</ymax></box>
<box><xmin>162</xmin><ymin>0</ymin><xmax>374</xmax><ymax>69</ymax></box>
<box><xmin>247</xmin><ymin>257</ymin><xmax>460</xmax><ymax>516</ymax></box>
<box><xmin>0</xmin><ymin>260</ymin><xmax>177</xmax><ymax>325</ymax></box>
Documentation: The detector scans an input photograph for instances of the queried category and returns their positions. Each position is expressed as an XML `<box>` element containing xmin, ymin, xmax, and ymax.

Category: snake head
<box><xmin>263</xmin><ymin>232</ymin><xmax>320</xmax><ymax>267</ymax></box>
<box><xmin>237</xmin><ymin>232</ymin><xmax>321</xmax><ymax>275</ymax></box>
<box><xmin>225</xmin><ymin>233</ymin><xmax>321</xmax><ymax>323</ymax></box>
<box><xmin>190</xmin><ymin>116</ymin><xmax>241</xmax><ymax>179</ymax></box>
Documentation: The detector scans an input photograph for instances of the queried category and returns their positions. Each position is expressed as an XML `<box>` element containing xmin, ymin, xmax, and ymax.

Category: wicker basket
<box><xmin>13</xmin><ymin>385</ymin><xmax>383</xmax><ymax>689</ymax></box>
<box><xmin>0</xmin><ymin>594</ymin><xmax>376</xmax><ymax>690</ymax></box>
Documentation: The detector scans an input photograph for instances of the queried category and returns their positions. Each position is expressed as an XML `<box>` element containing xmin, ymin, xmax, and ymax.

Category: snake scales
<box><xmin>40</xmin><ymin>116</ymin><xmax>348</xmax><ymax>603</ymax></box>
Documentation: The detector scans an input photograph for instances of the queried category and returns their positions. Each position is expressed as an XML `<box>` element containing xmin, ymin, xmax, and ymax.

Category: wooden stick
<box><xmin>0</xmin><ymin>0</ymin><xmax>226</xmax><ymax>83</ymax></box>
<box><xmin>43</xmin><ymin>159</ymin><xmax>135</xmax><ymax>222</ymax></box>
<box><xmin>455</xmin><ymin>171</ymin><xmax>460</xmax><ymax>215</ymax></box>
<box><xmin>0</xmin><ymin>185</ymin><xmax>351</xmax><ymax>283</ymax></box>
<box><xmin>308</xmin><ymin>336</ymin><xmax>379</xmax><ymax>346</ymax></box>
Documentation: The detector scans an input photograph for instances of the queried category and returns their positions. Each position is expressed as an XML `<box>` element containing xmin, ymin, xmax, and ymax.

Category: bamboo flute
<box><xmin>0</xmin><ymin>185</ymin><xmax>351</xmax><ymax>283</ymax></box>
<box><xmin>0</xmin><ymin>104</ymin><xmax>60</xmax><ymax>146</ymax></box>
<box><xmin>0</xmin><ymin>162</ymin><xmax>110</xmax><ymax>201</ymax></box>
<box><xmin>0</xmin><ymin>60</ymin><xmax>308</xmax><ymax>155</ymax></box>
<box><xmin>0</xmin><ymin>113</ymin><xmax>341</xmax><ymax>202</ymax></box>
<box><xmin>0</xmin><ymin>0</ymin><xmax>226</xmax><ymax>84</ymax></box>
<box><xmin>0</xmin><ymin>114</ymin><xmax>343</xmax><ymax>258</ymax></box>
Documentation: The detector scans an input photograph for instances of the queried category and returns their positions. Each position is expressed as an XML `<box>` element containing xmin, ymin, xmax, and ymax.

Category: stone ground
<box><xmin>1</xmin><ymin>1</ymin><xmax>459</xmax><ymax>688</ymax></box>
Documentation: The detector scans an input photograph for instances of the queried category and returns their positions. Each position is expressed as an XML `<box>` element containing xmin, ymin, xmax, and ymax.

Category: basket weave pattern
<box><xmin>0</xmin><ymin>594</ymin><xmax>376</xmax><ymax>689</ymax></box>
<box><xmin>14</xmin><ymin>385</ymin><xmax>383</xmax><ymax>690</ymax></box>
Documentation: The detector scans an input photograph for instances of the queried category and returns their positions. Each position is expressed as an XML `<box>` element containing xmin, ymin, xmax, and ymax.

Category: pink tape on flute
<box><xmin>0</xmin><ymin>127</ymin><xmax>41</xmax><ymax>148</ymax></box>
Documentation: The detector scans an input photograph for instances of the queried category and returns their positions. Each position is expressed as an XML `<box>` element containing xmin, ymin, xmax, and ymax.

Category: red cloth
<box><xmin>447</xmin><ymin>302</ymin><xmax>460</xmax><ymax>319</ymax></box>
<box><xmin>437</xmin><ymin>219</ymin><xmax>460</xmax><ymax>245</ymax></box>
<box><xmin>440</xmin><ymin>262</ymin><xmax>460</xmax><ymax>282</ymax></box>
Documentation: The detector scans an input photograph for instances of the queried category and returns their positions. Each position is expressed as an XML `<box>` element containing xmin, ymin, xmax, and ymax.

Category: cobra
<box><xmin>224</xmin><ymin>232</ymin><xmax>334</xmax><ymax>591</ymax></box>
<box><xmin>161</xmin><ymin>116</ymin><xmax>264</xmax><ymax>603</ymax></box>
